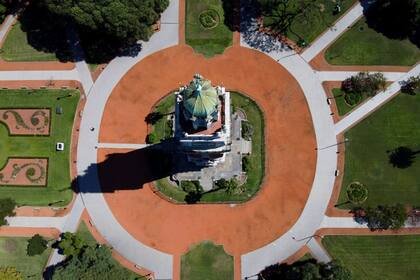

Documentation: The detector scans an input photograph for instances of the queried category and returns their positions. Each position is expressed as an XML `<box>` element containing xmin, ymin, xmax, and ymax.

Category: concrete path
<box><xmin>307</xmin><ymin>238</ymin><xmax>332</xmax><ymax>263</ymax></box>
<box><xmin>97</xmin><ymin>143</ymin><xmax>150</xmax><ymax>149</ymax></box>
<box><xmin>321</xmin><ymin>216</ymin><xmax>420</xmax><ymax>229</ymax></box>
<box><xmin>301</xmin><ymin>3</ymin><xmax>363</xmax><ymax>62</ymax></box>
<box><xmin>0</xmin><ymin>69</ymin><xmax>79</xmax><ymax>81</ymax></box>
<box><xmin>6</xmin><ymin>216</ymin><xmax>65</xmax><ymax>230</ymax></box>
<box><xmin>335</xmin><ymin>64</ymin><xmax>420</xmax><ymax>135</ymax></box>
<box><xmin>75</xmin><ymin>0</ymin><xmax>179</xmax><ymax>278</ymax></box>
<box><xmin>316</xmin><ymin>71</ymin><xmax>405</xmax><ymax>82</ymax></box>
<box><xmin>0</xmin><ymin>15</ymin><xmax>16</xmax><ymax>45</ymax></box>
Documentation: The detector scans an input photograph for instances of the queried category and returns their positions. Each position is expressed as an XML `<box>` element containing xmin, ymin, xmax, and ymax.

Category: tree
<box><xmin>27</xmin><ymin>234</ymin><xmax>48</xmax><ymax>256</ymax></box>
<box><xmin>0</xmin><ymin>198</ymin><xmax>16</xmax><ymax>226</ymax></box>
<box><xmin>0</xmin><ymin>267</ymin><xmax>23</xmax><ymax>280</ymax></box>
<box><xmin>57</xmin><ymin>232</ymin><xmax>88</xmax><ymax>258</ymax></box>
<box><xmin>52</xmin><ymin>246</ymin><xmax>133</xmax><ymax>280</ymax></box>
<box><xmin>259</xmin><ymin>259</ymin><xmax>351</xmax><ymax>280</ymax></box>
<box><xmin>341</xmin><ymin>72</ymin><xmax>386</xmax><ymax>105</ymax></box>
<box><xmin>361</xmin><ymin>204</ymin><xmax>408</xmax><ymax>231</ymax></box>
<box><xmin>401</xmin><ymin>75</ymin><xmax>420</xmax><ymax>95</ymax></box>
<box><xmin>215</xmin><ymin>178</ymin><xmax>240</xmax><ymax>195</ymax></box>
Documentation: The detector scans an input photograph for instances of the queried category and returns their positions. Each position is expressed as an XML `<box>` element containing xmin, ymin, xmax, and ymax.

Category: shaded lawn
<box><xmin>338</xmin><ymin>93</ymin><xmax>420</xmax><ymax>208</ymax></box>
<box><xmin>266</xmin><ymin>0</ymin><xmax>357</xmax><ymax>44</ymax></box>
<box><xmin>0</xmin><ymin>21</ymin><xmax>58</xmax><ymax>62</ymax></box>
<box><xmin>155</xmin><ymin>92</ymin><xmax>265</xmax><ymax>203</ymax></box>
<box><xmin>0</xmin><ymin>89</ymin><xmax>79</xmax><ymax>206</ymax></box>
<box><xmin>325</xmin><ymin>18</ymin><xmax>420</xmax><ymax>66</ymax></box>
<box><xmin>323</xmin><ymin>235</ymin><xmax>420</xmax><ymax>280</ymax></box>
<box><xmin>181</xmin><ymin>241</ymin><xmax>233</xmax><ymax>280</ymax></box>
<box><xmin>0</xmin><ymin>237</ymin><xmax>52</xmax><ymax>279</ymax></box>
<box><xmin>150</xmin><ymin>93</ymin><xmax>175</xmax><ymax>143</ymax></box>
<box><xmin>185</xmin><ymin>0</ymin><xmax>232</xmax><ymax>57</ymax></box>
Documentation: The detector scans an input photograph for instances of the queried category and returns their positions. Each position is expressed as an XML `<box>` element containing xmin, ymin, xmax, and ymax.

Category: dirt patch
<box><xmin>0</xmin><ymin>158</ymin><xmax>47</xmax><ymax>186</ymax></box>
<box><xmin>98</xmin><ymin>45</ymin><xmax>317</xmax><ymax>257</ymax></box>
<box><xmin>0</xmin><ymin>109</ymin><xmax>50</xmax><ymax>135</ymax></box>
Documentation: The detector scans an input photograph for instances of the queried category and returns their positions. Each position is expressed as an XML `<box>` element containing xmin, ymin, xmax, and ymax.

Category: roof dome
<box><xmin>182</xmin><ymin>75</ymin><xmax>219</xmax><ymax>119</ymax></box>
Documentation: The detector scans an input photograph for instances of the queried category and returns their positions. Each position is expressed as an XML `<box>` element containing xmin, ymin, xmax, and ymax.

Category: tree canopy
<box><xmin>27</xmin><ymin>234</ymin><xmax>48</xmax><ymax>256</ymax></box>
<box><xmin>0</xmin><ymin>198</ymin><xmax>16</xmax><ymax>226</ymax></box>
<box><xmin>353</xmin><ymin>204</ymin><xmax>408</xmax><ymax>231</ymax></box>
<box><xmin>259</xmin><ymin>259</ymin><xmax>352</xmax><ymax>280</ymax></box>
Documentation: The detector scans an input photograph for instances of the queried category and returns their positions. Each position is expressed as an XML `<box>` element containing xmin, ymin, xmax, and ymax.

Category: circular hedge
<box><xmin>199</xmin><ymin>9</ymin><xmax>220</xmax><ymax>29</ymax></box>
<box><xmin>346</xmin><ymin>182</ymin><xmax>368</xmax><ymax>204</ymax></box>
<box><xmin>344</xmin><ymin>92</ymin><xmax>362</xmax><ymax>106</ymax></box>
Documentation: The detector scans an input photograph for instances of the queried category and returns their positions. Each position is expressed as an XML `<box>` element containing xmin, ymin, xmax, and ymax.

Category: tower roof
<box><xmin>182</xmin><ymin>75</ymin><xmax>219</xmax><ymax>119</ymax></box>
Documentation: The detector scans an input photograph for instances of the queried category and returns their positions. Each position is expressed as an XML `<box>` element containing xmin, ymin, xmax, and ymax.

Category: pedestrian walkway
<box><xmin>335</xmin><ymin>64</ymin><xmax>420</xmax><ymax>135</ymax></box>
<box><xmin>307</xmin><ymin>238</ymin><xmax>331</xmax><ymax>263</ymax></box>
<box><xmin>301</xmin><ymin>3</ymin><xmax>363</xmax><ymax>62</ymax></box>
<box><xmin>0</xmin><ymin>69</ymin><xmax>79</xmax><ymax>81</ymax></box>
<box><xmin>0</xmin><ymin>15</ymin><xmax>16</xmax><ymax>46</ymax></box>
<box><xmin>97</xmin><ymin>143</ymin><xmax>150</xmax><ymax>149</ymax></box>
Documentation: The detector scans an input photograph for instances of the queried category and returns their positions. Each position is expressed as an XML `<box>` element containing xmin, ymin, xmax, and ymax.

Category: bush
<box><xmin>27</xmin><ymin>234</ymin><xmax>48</xmax><ymax>256</ymax></box>
<box><xmin>146</xmin><ymin>132</ymin><xmax>158</xmax><ymax>144</ymax></box>
<box><xmin>346</xmin><ymin>182</ymin><xmax>368</xmax><ymax>204</ymax></box>
<box><xmin>241</xmin><ymin>121</ymin><xmax>254</xmax><ymax>141</ymax></box>
<box><xmin>242</xmin><ymin>156</ymin><xmax>251</xmax><ymax>172</ymax></box>
<box><xmin>57</xmin><ymin>232</ymin><xmax>88</xmax><ymax>258</ymax></box>
<box><xmin>181</xmin><ymin>181</ymin><xmax>202</xmax><ymax>193</ymax></box>
<box><xmin>344</xmin><ymin>91</ymin><xmax>362</xmax><ymax>106</ymax></box>
<box><xmin>0</xmin><ymin>266</ymin><xmax>23</xmax><ymax>280</ymax></box>
<box><xmin>0</xmin><ymin>198</ymin><xmax>16</xmax><ymax>226</ymax></box>
<box><xmin>401</xmin><ymin>75</ymin><xmax>420</xmax><ymax>95</ymax></box>
<box><xmin>215</xmin><ymin>178</ymin><xmax>240</xmax><ymax>195</ymax></box>
<box><xmin>356</xmin><ymin>204</ymin><xmax>408</xmax><ymax>231</ymax></box>
<box><xmin>342</xmin><ymin>72</ymin><xmax>386</xmax><ymax>98</ymax></box>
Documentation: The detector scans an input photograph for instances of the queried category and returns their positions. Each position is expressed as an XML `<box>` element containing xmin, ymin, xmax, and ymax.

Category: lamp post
<box><xmin>291</xmin><ymin>234</ymin><xmax>322</xmax><ymax>244</ymax></box>
<box><xmin>316</xmin><ymin>138</ymin><xmax>349</xmax><ymax>151</ymax></box>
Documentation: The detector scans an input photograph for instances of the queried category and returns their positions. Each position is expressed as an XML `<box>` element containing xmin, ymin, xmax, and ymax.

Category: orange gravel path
<box><xmin>98</xmin><ymin>45</ymin><xmax>317</xmax><ymax>261</ymax></box>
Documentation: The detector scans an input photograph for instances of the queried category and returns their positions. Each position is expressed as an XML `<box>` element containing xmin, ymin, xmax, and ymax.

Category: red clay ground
<box><xmin>98</xmin><ymin>45</ymin><xmax>317</xmax><ymax>265</ymax></box>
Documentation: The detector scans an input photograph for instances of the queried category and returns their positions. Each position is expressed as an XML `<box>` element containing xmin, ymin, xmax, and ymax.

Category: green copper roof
<box><xmin>182</xmin><ymin>75</ymin><xmax>219</xmax><ymax>119</ymax></box>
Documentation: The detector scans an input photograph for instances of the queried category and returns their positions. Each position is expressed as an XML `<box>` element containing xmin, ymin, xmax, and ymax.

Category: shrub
<box><xmin>346</xmin><ymin>182</ymin><xmax>368</xmax><ymax>204</ymax></box>
<box><xmin>0</xmin><ymin>198</ymin><xmax>16</xmax><ymax>226</ymax></box>
<box><xmin>181</xmin><ymin>181</ymin><xmax>202</xmax><ymax>193</ymax></box>
<box><xmin>401</xmin><ymin>75</ymin><xmax>420</xmax><ymax>95</ymax></box>
<box><xmin>241</xmin><ymin>121</ymin><xmax>254</xmax><ymax>141</ymax></box>
<box><xmin>0</xmin><ymin>266</ymin><xmax>23</xmax><ymax>280</ymax></box>
<box><xmin>242</xmin><ymin>156</ymin><xmax>251</xmax><ymax>172</ymax></box>
<box><xmin>215</xmin><ymin>178</ymin><xmax>240</xmax><ymax>195</ymax></box>
<box><xmin>27</xmin><ymin>234</ymin><xmax>48</xmax><ymax>256</ymax></box>
<box><xmin>344</xmin><ymin>91</ymin><xmax>362</xmax><ymax>106</ymax></box>
<box><xmin>146</xmin><ymin>132</ymin><xmax>158</xmax><ymax>144</ymax></box>
<box><xmin>342</xmin><ymin>72</ymin><xmax>386</xmax><ymax>98</ymax></box>
<box><xmin>356</xmin><ymin>204</ymin><xmax>408</xmax><ymax>231</ymax></box>
<box><xmin>57</xmin><ymin>232</ymin><xmax>88</xmax><ymax>258</ymax></box>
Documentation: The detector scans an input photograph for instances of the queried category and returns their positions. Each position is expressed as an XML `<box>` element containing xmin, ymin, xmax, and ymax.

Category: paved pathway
<box><xmin>301</xmin><ymin>3</ymin><xmax>363</xmax><ymax>62</ymax></box>
<box><xmin>335</xmin><ymin>64</ymin><xmax>420</xmax><ymax>135</ymax></box>
<box><xmin>75</xmin><ymin>0</ymin><xmax>179</xmax><ymax>278</ymax></box>
<box><xmin>97</xmin><ymin>143</ymin><xmax>150</xmax><ymax>149</ymax></box>
<box><xmin>316</xmin><ymin>71</ymin><xmax>405</xmax><ymax>82</ymax></box>
<box><xmin>0</xmin><ymin>15</ymin><xmax>16</xmax><ymax>45</ymax></box>
<box><xmin>306</xmin><ymin>238</ymin><xmax>332</xmax><ymax>263</ymax></box>
<box><xmin>0</xmin><ymin>69</ymin><xmax>79</xmax><ymax>81</ymax></box>
<box><xmin>6</xmin><ymin>216</ymin><xmax>65</xmax><ymax>230</ymax></box>
<box><xmin>321</xmin><ymin>216</ymin><xmax>420</xmax><ymax>229</ymax></box>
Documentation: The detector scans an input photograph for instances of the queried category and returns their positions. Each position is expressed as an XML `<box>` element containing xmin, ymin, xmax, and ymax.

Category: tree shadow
<box><xmin>222</xmin><ymin>0</ymin><xmax>240</xmax><ymax>31</ymax></box>
<box><xmin>71</xmin><ymin>139</ymin><xmax>201</xmax><ymax>194</ymax></box>
<box><xmin>362</xmin><ymin>0</ymin><xmax>419</xmax><ymax>48</ymax></box>
<box><xmin>388</xmin><ymin>146</ymin><xmax>419</xmax><ymax>169</ymax></box>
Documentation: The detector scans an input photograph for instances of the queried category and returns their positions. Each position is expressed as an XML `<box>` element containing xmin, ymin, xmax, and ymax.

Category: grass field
<box><xmin>0</xmin><ymin>236</ymin><xmax>52</xmax><ymax>279</ymax></box>
<box><xmin>181</xmin><ymin>241</ymin><xmax>233</xmax><ymax>280</ymax></box>
<box><xmin>333</xmin><ymin>88</ymin><xmax>363</xmax><ymax>116</ymax></box>
<box><xmin>154</xmin><ymin>91</ymin><xmax>265</xmax><ymax>203</ymax></box>
<box><xmin>323</xmin><ymin>235</ymin><xmax>420</xmax><ymax>280</ymax></box>
<box><xmin>325</xmin><ymin>18</ymin><xmax>420</xmax><ymax>66</ymax></box>
<box><xmin>150</xmin><ymin>93</ymin><xmax>175</xmax><ymax>143</ymax></box>
<box><xmin>0</xmin><ymin>21</ymin><xmax>58</xmax><ymax>62</ymax></box>
<box><xmin>337</xmin><ymin>93</ymin><xmax>420</xmax><ymax>208</ymax></box>
<box><xmin>0</xmin><ymin>89</ymin><xmax>79</xmax><ymax>206</ymax></box>
<box><xmin>273</xmin><ymin>0</ymin><xmax>357</xmax><ymax>44</ymax></box>
<box><xmin>185</xmin><ymin>0</ymin><xmax>232</xmax><ymax>57</ymax></box>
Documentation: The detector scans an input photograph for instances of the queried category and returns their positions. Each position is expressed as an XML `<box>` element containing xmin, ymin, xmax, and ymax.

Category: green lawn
<box><xmin>325</xmin><ymin>18</ymin><xmax>420</xmax><ymax>66</ymax></box>
<box><xmin>0</xmin><ymin>21</ymin><xmax>58</xmax><ymax>62</ymax></box>
<box><xmin>154</xmin><ymin>92</ymin><xmax>265</xmax><ymax>203</ymax></box>
<box><xmin>0</xmin><ymin>89</ymin><xmax>79</xmax><ymax>206</ymax></box>
<box><xmin>0</xmin><ymin>236</ymin><xmax>52</xmax><ymax>279</ymax></box>
<box><xmin>150</xmin><ymin>93</ymin><xmax>175</xmax><ymax>143</ymax></box>
<box><xmin>267</xmin><ymin>0</ymin><xmax>357</xmax><ymax>44</ymax></box>
<box><xmin>333</xmin><ymin>88</ymin><xmax>363</xmax><ymax>116</ymax></box>
<box><xmin>323</xmin><ymin>235</ymin><xmax>420</xmax><ymax>280</ymax></box>
<box><xmin>337</xmin><ymin>93</ymin><xmax>420</xmax><ymax>209</ymax></box>
<box><xmin>75</xmin><ymin>221</ymin><xmax>143</xmax><ymax>280</ymax></box>
<box><xmin>181</xmin><ymin>241</ymin><xmax>233</xmax><ymax>280</ymax></box>
<box><xmin>185</xmin><ymin>0</ymin><xmax>232</xmax><ymax>57</ymax></box>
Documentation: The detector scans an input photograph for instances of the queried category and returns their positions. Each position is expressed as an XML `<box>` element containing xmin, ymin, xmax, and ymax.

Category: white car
<box><xmin>56</xmin><ymin>142</ymin><xmax>65</xmax><ymax>151</ymax></box>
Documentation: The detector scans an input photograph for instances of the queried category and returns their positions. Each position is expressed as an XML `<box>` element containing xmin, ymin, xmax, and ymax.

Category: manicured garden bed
<box><xmin>181</xmin><ymin>241</ymin><xmax>233</xmax><ymax>280</ymax></box>
<box><xmin>0</xmin><ymin>89</ymin><xmax>80</xmax><ymax>206</ymax></box>
<box><xmin>0</xmin><ymin>21</ymin><xmax>58</xmax><ymax>61</ymax></box>
<box><xmin>264</xmin><ymin>0</ymin><xmax>357</xmax><ymax>44</ymax></box>
<box><xmin>332</xmin><ymin>88</ymin><xmax>361</xmax><ymax>116</ymax></box>
<box><xmin>0</xmin><ymin>236</ymin><xmax>52</xmax><ymax>279</ymax></box>
<box><xmin>337</xmin><ymin>93</ymin><xmax>420</xmax><ymax>208</ymax></box>
<box><xmin>325</xmin><ymin>18</ymin><xmax>420</xmax><ymax>66</ymax></box>
<box><xmin>185</xmin><ymin>0</ymin><xmax>232</xmax><ymax>57</ymax></box>
<box><xmin>154</xmin><ymin>91</ymin><xmax>265</xmax><ymax>203</ymax></box>
<box><xmin>323</xmin><ymin>235</ymin><xmax>420</xmax><ymax>280</ymax></box>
